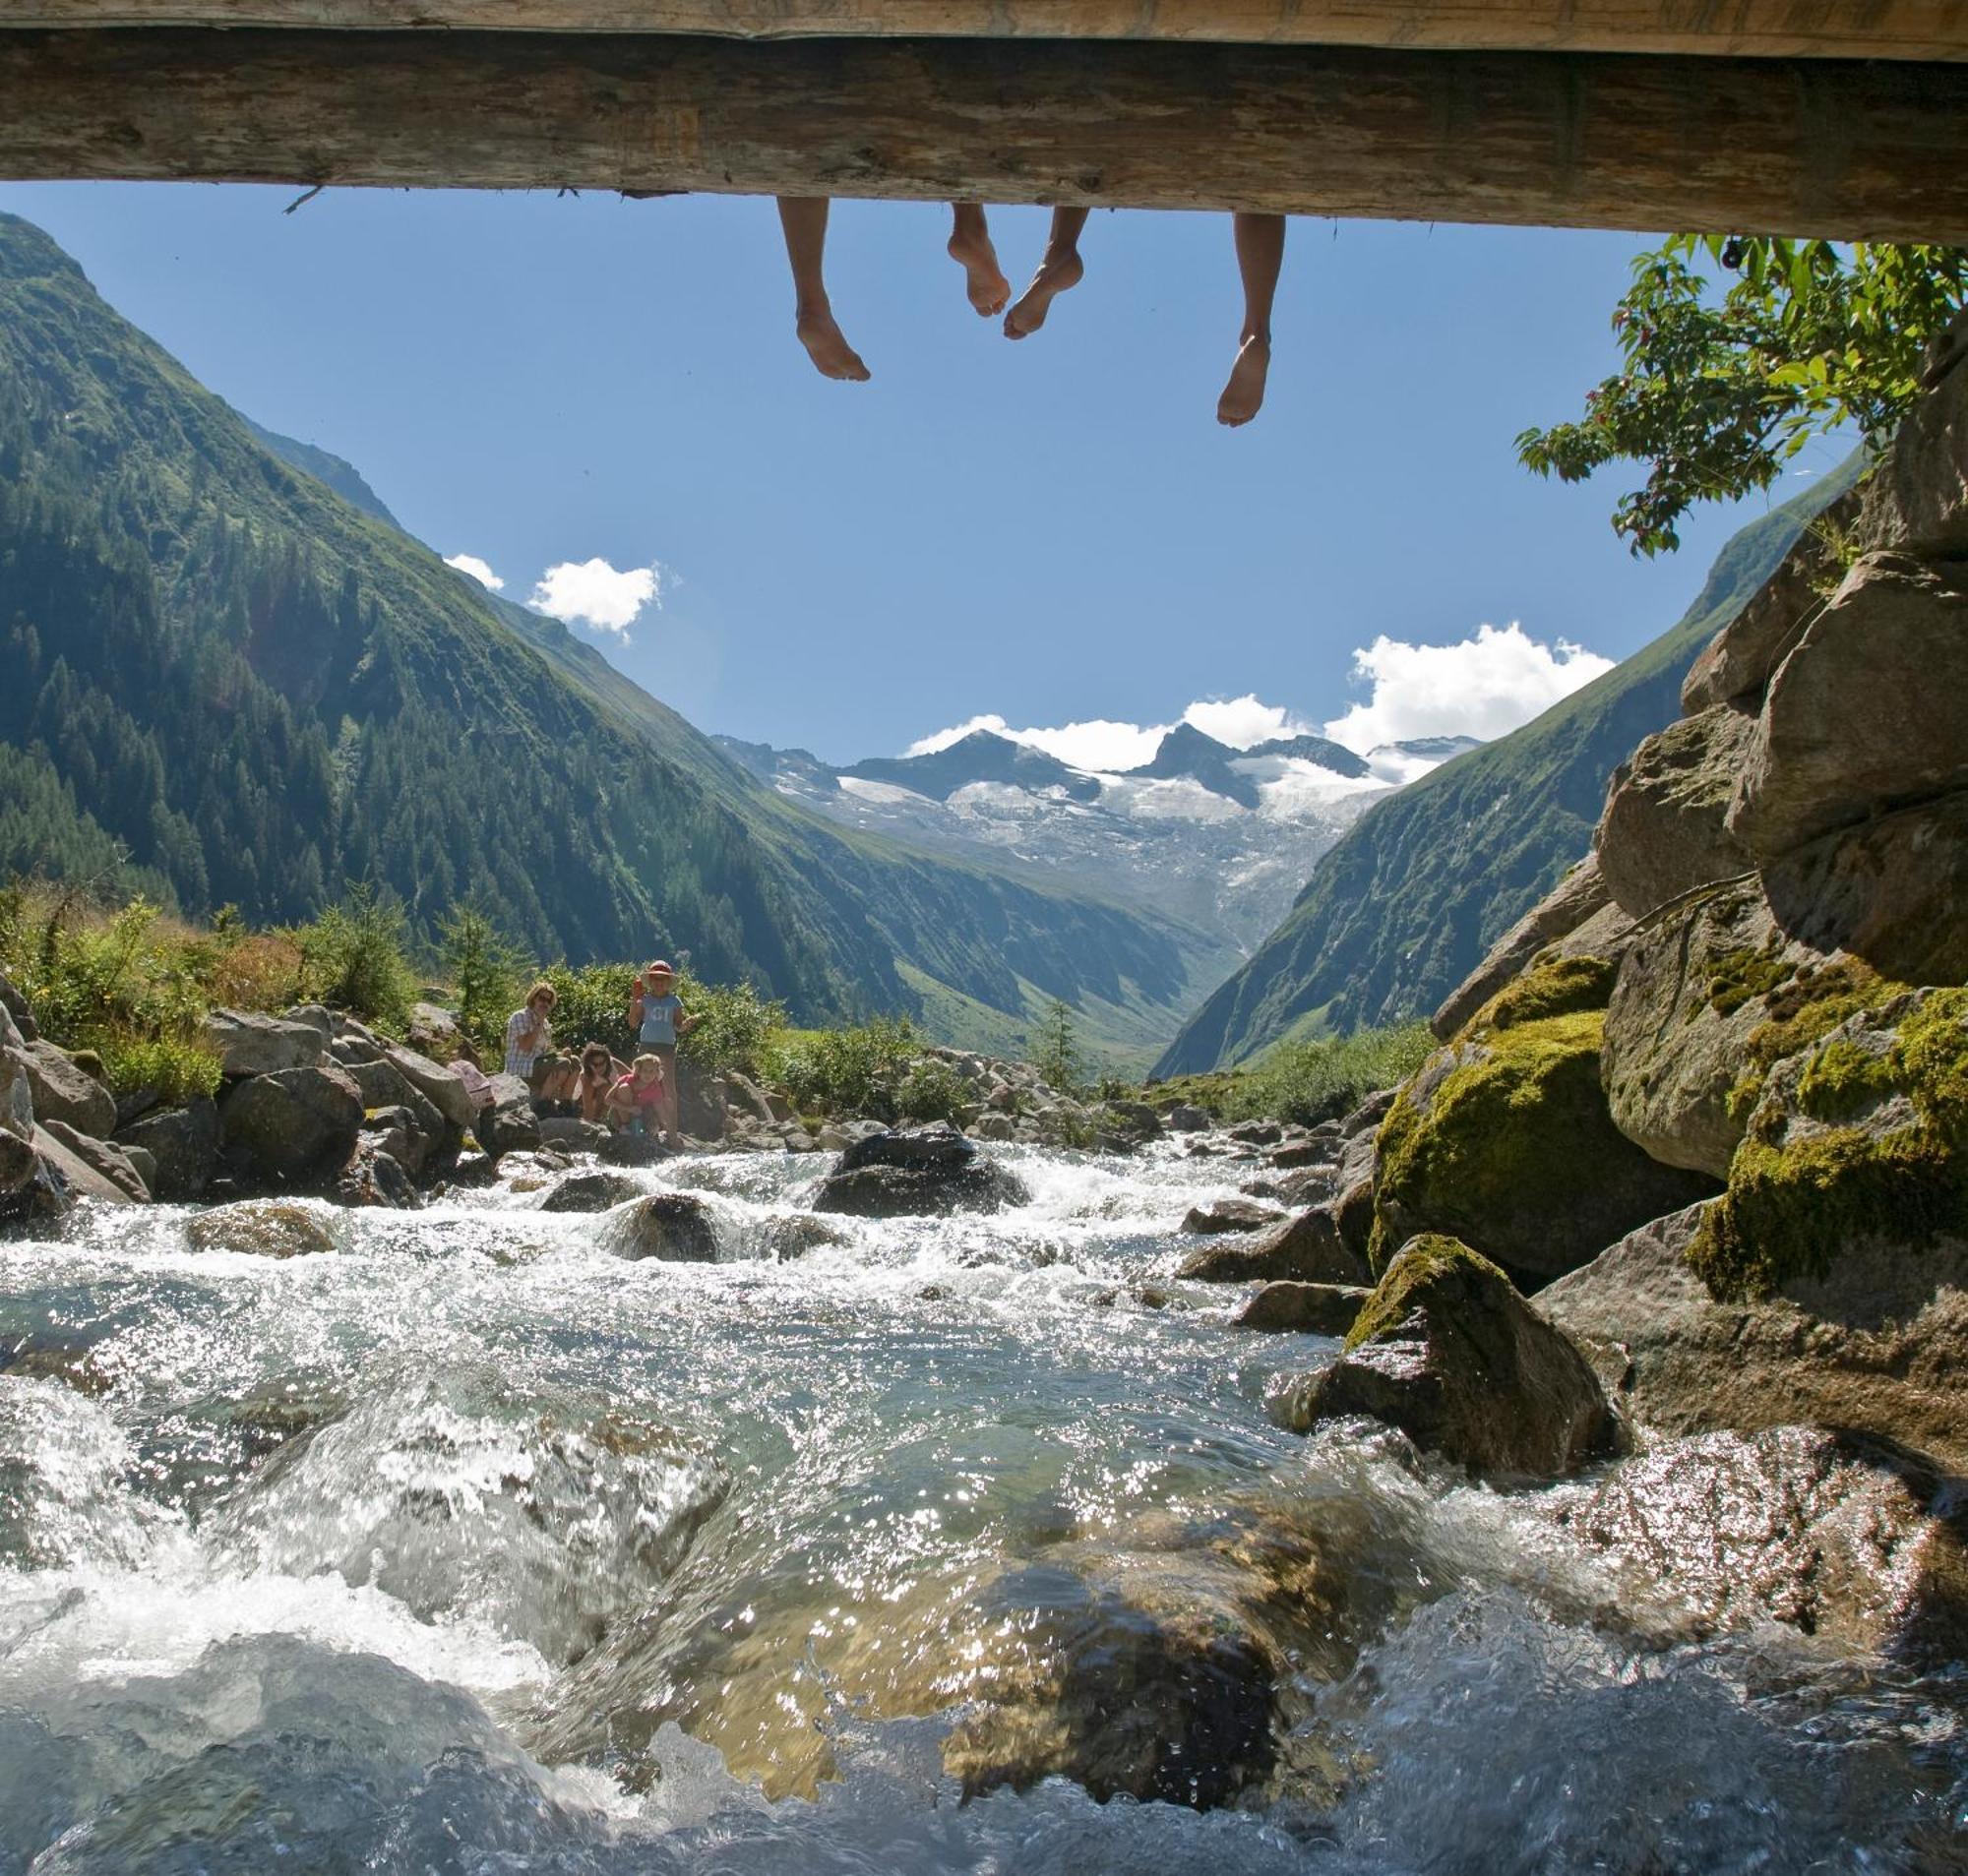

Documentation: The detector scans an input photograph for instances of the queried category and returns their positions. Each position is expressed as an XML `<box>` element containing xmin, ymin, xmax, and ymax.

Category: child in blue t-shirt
<box><xmin>626</xmin><ymin>960</ymin><xmax>699</xmax><ymax>1145</ymax></box>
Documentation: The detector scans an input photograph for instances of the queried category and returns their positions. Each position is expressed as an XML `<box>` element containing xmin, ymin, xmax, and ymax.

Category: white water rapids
<box><xmin>0</xmin><ymin>1141</ymin><xmax>1962</xmax><ymax>1872</ymax></box>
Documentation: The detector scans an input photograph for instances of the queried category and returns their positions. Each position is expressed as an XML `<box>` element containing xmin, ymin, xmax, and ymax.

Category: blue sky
<box><xmin>1</xmin><ymin>183</ymin><xmax>1848</xmax><ymax>764</ymax></box>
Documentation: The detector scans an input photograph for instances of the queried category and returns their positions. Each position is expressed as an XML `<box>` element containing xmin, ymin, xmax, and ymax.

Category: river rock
<box><xmin>1234</xmin><ymin>1281</ymin><xmax>1370</xmax><ymax>1336</ymax></box>
<box><xmin>722</xmin><ymin>1070</ymin><xmax>777</xmax><ymax>1125</ymax></box>
<box><xmin>541</xmin><ymin>1169</ymin><xmax>645</xmax><ymax>1214</ymax></box>
<box><xmin>217</xmin><ymin>1063</ymin><xmax>365</xmax><ymax>1187</ymax></box>
<box><xmin>763</xmin><ymin>1214</ymin><xmax>850</xmax><ymax>1260</ymax></box>
<box><xmin>1226</xmin><ymin>1120</ymin><xmax>1283</xmax><ymax>1147</ymax></box>
<box><xmin>1540</xmin><ymin>1424</ymin><xmax>1968</xmax><ymax>1666</ymax></box>
<box><xmin>336</xmin><ymin>1139</ymin><xmax>420</xmax><ymax>1208</ymax></box>
<box><xmin>404</xmin><ymin>999</ymin><xmax>461</xmax><ymax>1059</ymax></box>
<box><xmin>814</xmin><ymin>1123</ymin><xmax>1028</xmax><ymax>1217</ymax></box>
<box><xmin>1727</xmin><ymin>553</ymin><xmax>1968</xmax><ymax>861</ymax></box>
<box><xmin>1540</xmin><ymin>1202</ymin><xmax>1968</xmax><ymax>1474</ymax></box>
<box><xmin>1430</xmin><ymin>856</ymin><xmax>1612</xmax><ymax>1040</ymax></box>
<box><xmin>1681</xmin><ymin>484</ymin><xmax>1861</xmax><ymax>712</ymax></box>
<box><xmin>1</xmin><ymin>1032</ymin><xmax>33</xmax><ymax>1143</ymax></box>
<box><xmin>37</xmin><ymin>1119</ymin><xmax>151</xmax><ymax>1200</ymax></box>
<box><xmin>380</xmin><ymin>1042</ymin><xmax>477</xmax><ymax>1132</ymax></box>
<box><xmin>202</xmin><ymin>1007</ymin><xmax>327</xmax><ymax>1078</ymax></box>
<box><xmin>356</xmin><ymin>1105</ymin><xmax>435</xmax><ymax>1179</ymax></box>
<box><xmin>1273</xmin><ymin>1235</ymin><xmax>1614</xmax><ymax>1479</ymax></box>
<box><xmin>1182</xmin><ymin>1197</ymin><xmax>1286</xmax><ymax>1236</ymax></box>
<box><xmin>538</xmin><ymin>1117</ymin><xmax>612</xmax><ymax>1153</ymax></box>
<box><xmin>1178</xmin><ymin>1205</ymin><xmax>1366</xmax><ymax>1285</ymax></box>
<box><xmin>1163</xmin><ymin>1103</ymin><xmax>1212</xmax><ymax>1132</ymax></box>
<box><xmin>115</xmin><ymin>1097</ymin><xmax>218</xmax><ymax>1201</ymax></box>
<box><xmin>1373</xmin><ymin>997</ymin><xmax>1715</xmax><ymax>1285</ymax></box>
<box><xmin>29</xmin><ymin>1122</ymin><xmax>133</xmax><ymax>1205</ymax></box>
<box><xmin>187</xmin><ymin>1199</ymin><xmax>339</xmax><ymax>1258</ymax></box>
<box><xmin>1760</xmin><ymin>786</ymin><xmax>1968</xmax><ymax>988</ymax></box>
<box><xmin>1594</xmin><ymin>704</ymin><xmax>1758</xmax><ymax>919</ymax></box>
<box><xmin>1095</xmin><ymin>1099</ymin><xmax>1163</xmax><ymax>1149</ymax></box>
<box><xmin>0</xmin><ymin>1126</ymin><xmax>40</xmax><ymax>1205</ymax></box>
<box><xmin>966</xmin><ymin>1113</ymin><xmax>1016</xmax><ymax>1143</ymax></box>
<box><xmin>610</xmin><ymin>1192</ymin><xmax>719</xmax><ymax>1262</ymax></box>
<box><xmin>22</xmin><ymin>1041</ymin><xmax>115</xmax><ymax>1140</ymax></box>
<box><xmin>474</xmin><ymin>1073</ymin><xmax>541</xmax><ymax>1159</ymax></box>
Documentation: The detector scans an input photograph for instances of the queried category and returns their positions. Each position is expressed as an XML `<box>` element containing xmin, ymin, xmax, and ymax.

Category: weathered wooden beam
<box><xmin>2</xmin><ymin>0</ymin><xmax>1962</xmax><ymax>58</ymax></box>
<box><xmin>2</xmin><ymin>30</ymin><xmax>1965</xmax><ymax>240</ymax></box>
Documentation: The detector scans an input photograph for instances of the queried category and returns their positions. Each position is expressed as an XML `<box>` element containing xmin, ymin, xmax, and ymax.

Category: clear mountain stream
<box><xmin>1</xmin><ymin>1142</ymin><xmax>1963</xmax><ymax>1872</ymax></box>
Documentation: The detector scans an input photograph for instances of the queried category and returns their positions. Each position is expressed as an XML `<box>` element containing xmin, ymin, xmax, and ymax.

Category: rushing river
<box><xmin>1</xmin><ymin>1141</ymin><xmax>1963</xmax><ymax>1873</ymax></box>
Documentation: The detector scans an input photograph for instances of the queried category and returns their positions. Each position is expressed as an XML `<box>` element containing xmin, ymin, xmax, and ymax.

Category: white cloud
<box><xmin>528</xmin><ymin>558</ymin><xmax>661</xmax><ymax>637</ymax></box>
<box><xmin>1322</xmin><ymin>623</ymin><xmax>1615</xmax><ymax>754</ymax></box>
<box><xmin>902</xmin><ymin>696</ymin><xmax>1321</xmax><ymax>775</ymax></box>
<box><xmin>444</xmin><ymin>553</ymin><xmax>505</xmax><ymax>592</ymax></box>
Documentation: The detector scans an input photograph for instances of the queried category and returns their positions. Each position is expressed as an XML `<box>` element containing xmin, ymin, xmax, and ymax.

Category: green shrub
<box><xmin>1227</xmin><ymin>1023</ymin><xmax>1436</xmax><ymax>1128</ymax></box>
<box><xmin>540</xmin><ymin>961</ymin><xmax>641</xmax><ymax>1063</ymax></box>
<box><xmin>99</xmin><ymin>1035</ymin><xmax>223</xmax><ymax>1104</ymax></box>
<box><xmin>442</xmin><ymin>903</ymin><xmax>532</xmax><ymax>1055</ymax></box>
<box><xmin>768</xmin><ymin>1016</ymin><xmax>918</xmax><ymax>1120</ymax></box>
<box><xmin>296</xmin><ymin>885</ymin><xmax>418</xmax><ymax>1032</ymax></box>
<box><xmin>894</xmin><ymin>1057</ymin><xmax>968</xmax><ymax>1123</ymax></box>
<box><xmin>679</xmin><ymin>979</ymin><xmax>785</xmax><ymax>1079</ymax></box>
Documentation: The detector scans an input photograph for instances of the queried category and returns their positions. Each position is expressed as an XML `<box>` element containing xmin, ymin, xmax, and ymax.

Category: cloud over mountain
<box><xmin>529</xmin><ymin>557</ymin><xmax>661</xmax><ymax>636</ymax></box>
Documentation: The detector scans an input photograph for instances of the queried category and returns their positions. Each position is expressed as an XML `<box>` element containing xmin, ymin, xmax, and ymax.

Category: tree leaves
<box><xmin>1518</xmin><ymin>239</ymin><xmax>1967</xmax><ymax>555</ymax></box>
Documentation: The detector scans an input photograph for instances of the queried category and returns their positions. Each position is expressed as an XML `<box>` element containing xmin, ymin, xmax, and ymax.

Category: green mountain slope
<box><xmin>0</xmin><ymin>212</ymin><xmax>1231</xmax><ymax>1049</ymax></box>
<box><xmin>1154</xmin><ymin>464</ymin><xmax>1859</xmax><ymax>1074</ymax></box>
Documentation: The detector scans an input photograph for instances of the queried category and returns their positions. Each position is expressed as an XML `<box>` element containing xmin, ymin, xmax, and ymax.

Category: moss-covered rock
<box><xmin>1594</xmin><ymin>703</ymin><xmax>1757</xmax><ymax>919</ymax></box>
<box><xmin>1272</xmin><ymin>1234</ymin><xmax>1614</xmax><ymax>1478</ymax></box>
<box><xmin>1690</xmin><ymin>986</ymin><xmax>1968</xmax><ymax>1299</ymax></box>
<box><xmin>1599</xmin><ymin>881</ymin><xmax>1881</xmax><ymax>1180</ymax></box>
<box><xmin>1371</xmin><ymin>1008</ymin><xmax>1714</xmax><ymax>1285</ymax></box>
<box><xmin>1461</xmin><ymin>954</ymin><xmax>1619</xmax><ymax>1035</ymax></box>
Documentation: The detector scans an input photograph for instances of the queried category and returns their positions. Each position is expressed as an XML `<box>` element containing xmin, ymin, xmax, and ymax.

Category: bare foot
<box><xmin>1004</xmin><ymin>249</ymin><xmax>1084</xmax><ymax>339</ymax></box>
<box><xmin>948</xmin><ymin>226</ymin><xmax>1011</xmax><ymax>317</ymax></box>
<box><xmin>1216</xmin><ymin>333</ymin><xmax>1271</xmax><ymax>426</ymax></box>
<box><xmin>795</xmin><ymin>306</ymin><xmax>871</xmax><ymax>382</ymax></box>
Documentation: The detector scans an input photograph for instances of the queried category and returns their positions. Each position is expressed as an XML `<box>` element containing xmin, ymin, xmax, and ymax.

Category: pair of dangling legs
<box><xmin>774</xmin><ymin>200</ymin><xmax>1285</xmax><ymax>424</ymax></box>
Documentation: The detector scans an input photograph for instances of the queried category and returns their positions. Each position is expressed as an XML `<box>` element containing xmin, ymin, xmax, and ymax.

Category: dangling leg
<box><xmin>776</xmin><ymin>197</ymin><xmax>872</xmax><ymax>382</ymax></box>
<box><xmin>1005</xmin><ymin>206</ymin><xmax>1090</xmax><ymax>339</ymax></box>
<box><xmin>1217</xmin><ymin>211</ymin><xmax>1284</xmax><ymax>426</ymax></box>
<box><xmin>948</xmin><ymin>203</ymin><xmax>1011</xmax><ymax>317</ymax></box>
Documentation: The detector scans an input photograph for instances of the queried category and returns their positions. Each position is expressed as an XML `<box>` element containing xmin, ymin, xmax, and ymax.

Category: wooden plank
<box><xmin>1</xmin><ymin>0</ymin><xmax>1963</xmax><ymax>58</ymax></box>
<box><xmin>2</xmin><ymin>30</ymin><xmax>1965</xmax><ymax>240</ymax></box>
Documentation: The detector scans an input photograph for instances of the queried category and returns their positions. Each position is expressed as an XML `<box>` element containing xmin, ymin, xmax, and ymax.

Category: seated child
<box><xmin>528</xmin><ymin>1050</ymin><xmax>582</xmax><ymax>1119</ymax></box>
<box><xmin>606</xmin><ymin>1054</ymin><xmax>668</xmax><ymax>1138</ymax></box>
<box><xmin>578</xmin><ymin>1042</ymin><xmax>629</xmax><ymax>1125</ymax></box>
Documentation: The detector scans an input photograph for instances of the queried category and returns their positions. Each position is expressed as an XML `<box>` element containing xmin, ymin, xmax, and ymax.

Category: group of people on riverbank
<box><xmin>501</xmin><ymin>962</ymin><xmax>698</xmax><ymax>1149</ymax></box>
<box><xmin>776</xmin><ymin>200</ymin><xmax>1286</xmax><ymax>426</ymax></box>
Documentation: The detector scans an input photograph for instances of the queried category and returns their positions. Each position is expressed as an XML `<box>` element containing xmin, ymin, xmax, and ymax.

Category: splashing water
<box><xmin>0</xmin><ymin>1141</ymin><xmax>1960</xmax><ymax>1873</ymax></box>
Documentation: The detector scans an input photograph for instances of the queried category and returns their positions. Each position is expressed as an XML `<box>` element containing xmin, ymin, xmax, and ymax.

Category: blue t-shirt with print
<box><xmin>638</xmin><ymin>992</ymin><xmax>683</xmax><ymax>1047</ymax></box>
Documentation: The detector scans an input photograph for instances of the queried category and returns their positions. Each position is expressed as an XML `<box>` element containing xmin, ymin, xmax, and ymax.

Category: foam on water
<box><xmin>0</xmin><ymin>1140</ymin><xmax>1962</xmax><ymax>1873</ymax></box>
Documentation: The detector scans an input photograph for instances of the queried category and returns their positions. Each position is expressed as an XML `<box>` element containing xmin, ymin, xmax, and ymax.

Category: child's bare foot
<box><xmin>948</xmin><ymin>225</ymin><xmax>1011</xmax><ymax>317</ymax></box>
<box><xmin>1004</xmin><ymin>249</ymin><xmax>1083</xmax><ymax>339</ymax></box>
<box><xmin>1216</xmin><ymin>333</ymin><xmax>1271</xmax><ymax>426</ymax></box>
<box><xmin>795</xmin><ymin>306</ymin><xmax>871</xmax><ymax>381</ymax></box>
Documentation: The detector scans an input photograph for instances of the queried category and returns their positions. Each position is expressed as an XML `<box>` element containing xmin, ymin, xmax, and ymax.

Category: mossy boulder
<box><xmin>1689</xmin><ymin>986</ymin><xmax>1968</xmax><ymax>1300</ymax></box>
<box><xmin>1600</xmin><ymin>881</ymin><xmax>1858</xmax><ymax>1179</ymax></box>
<box><xmin>1428</xmin><ymin>855</ymin><xmax>1613</xmax><ymax>1042</ymax></box>
<box><xmin>1371</xmin><ymin>999</ymin><xmax>1715</xmax><ymax>1285</ymax></box>
<box><xmin>1272</xmin><ymin>1235</ymin><xmax>1614</xmax><ymax>1478</ymax></box>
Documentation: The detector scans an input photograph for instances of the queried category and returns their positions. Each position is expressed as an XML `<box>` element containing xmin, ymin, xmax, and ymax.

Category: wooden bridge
<box><xmin>1</xmin><ymin>2</ymin><xmax>1965</xmax><ymax>237</ymax></box>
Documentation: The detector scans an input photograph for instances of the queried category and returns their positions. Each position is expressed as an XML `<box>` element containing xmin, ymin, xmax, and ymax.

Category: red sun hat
<box><xmin>645</xmin><ymin>960</ymin><xmax>675</xmax><ymax>980</ymax></box>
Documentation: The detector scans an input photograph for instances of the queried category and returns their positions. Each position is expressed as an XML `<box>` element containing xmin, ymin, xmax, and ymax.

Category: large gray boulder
<box><xmin>218</xmin><ymin>1063</ymin><xmax>365</xmax><ymax>1187</ymax></box>
<box><xmin>1272</xmin><ymin>1235</ymin><xmax>1614</xmax><ymax>1479</ymax></box>
<box><xmin>30</xmin><ymin>1122</ymin><xmax>134</xmax><ymax>1205</ymax></box>
<box><xmin>1429</xmin><ymin>856</ymin><xmax>1612</xmax><ymax>1041</ymax></box>
<box><xmin>202</xmin><ymin>1007</ymin><xmax>327</xmax><ymax>1078</ymax></box>
<box><xmin>38</xmin><ymin>1119</ymin><xmax>151</xmax><ymax>1200</ymax></box>
<box><xmin>474</xmin><ymin>1072</ymin><xmax>541</xmax><ymax>1159</ymax></box>
<box><xmin>1542</xmin><ymin>1202</ymin><xmax>1968</xmax><ymax>1475</ymax></box>
<box><xmin>1594</xmin><ymin>704</ymin><xmax>1757</xmax><ymax>919</ymax></box>
<box><xmin>0</xmin><ymin>971</ymin><xmax>37</xmax><ymax>1043</ymax></box>
<box><xmin>115</xmin><ymin>1097</ymin><xmax>218</xmax><ymax>1201</ymax></box>
<box><xmin>1233</xmin><ymin>1281</ymin><xmax>1370</xmax><ymax>1336</ymax></box>
<box><xmin>1853</xmin><ymin>325</ymin><xmax>1968</xmax><ymax>559</ymax></box>
<box><xmin>188</xmin><ymin>1199</ymin><xmax>339</xmax><ymax>1258</ymax></box>
<box><xmin>381</xmin><ymin>1041</ymin><xmax>477</xmax><ymax>1132</ymax></box>
<box><xmin>23</xmin><ymin>1040</ymin><xmax>116</xmax><ymax>1140</ymax></box>
<box><xmin>608</xmin><ymin>1191</ymin><xmax>720</xmax><ymax>1262</ymax></box>
<box><xmin>540</xmin><ymin>1168</ymin><xmax>645</xmax><ymax>1214</ymax></box>
<box><xmin>813</xmin><ymin>1122</ymin><xmax>1028</xmax><ymax>1218</ymax></box>
<box><xmin>1599</xmin><ymin>879</ymin><xmax>1822</xmax><ymax>1180</ymax></box>
<box><xmin>1727</xmin><ymin>553</ymin><xmax>1968</xmax><ymax>861</ymax></box>
<box><xmin>0</xmin><ymin>1009</ymin><xmax>33</xmax><ymax>1142</ymax></box>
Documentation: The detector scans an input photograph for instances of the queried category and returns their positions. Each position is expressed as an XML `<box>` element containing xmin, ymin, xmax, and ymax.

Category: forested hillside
<box><xmin>0</xmin><ymin>212</ymin><xmax>1230</xmax><ymax>1048</ymax></box>
<box><xmin>1155</xmin><ymin>464</ymin><xmax>1858</xmax><ymax>1073</ymax></box>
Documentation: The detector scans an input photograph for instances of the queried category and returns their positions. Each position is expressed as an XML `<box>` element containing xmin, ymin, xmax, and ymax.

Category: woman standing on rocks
<box><xmin>627</xmin><ymin>962</ymin><xmax>698</xmax><ymax>1147</ymax></box>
